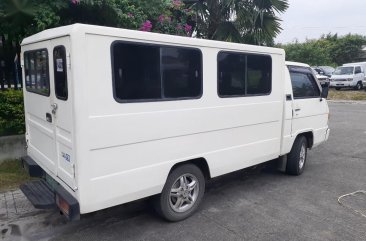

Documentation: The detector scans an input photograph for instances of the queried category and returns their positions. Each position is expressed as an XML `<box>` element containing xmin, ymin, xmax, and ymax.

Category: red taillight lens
<box><xmin>56</xmin><ymin>194</ymin><xmax>70</xmax><ymax>216</ymax></box>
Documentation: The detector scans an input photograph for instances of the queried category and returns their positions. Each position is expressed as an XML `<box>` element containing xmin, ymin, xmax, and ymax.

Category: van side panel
<box><xmin>77</xmin><ymin>34</ymin><xmax>285</xmax><ymax>213</ymax></box>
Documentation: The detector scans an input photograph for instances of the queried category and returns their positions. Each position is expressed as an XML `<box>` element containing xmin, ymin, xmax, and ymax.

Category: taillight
<box><xmin>55</xmin><ymin>187</ymin><xmax>80</xmax><ymax>221</ymax></box>
<box><xmin>56</xmin><ymin>194</ymin><xmax>70</xmax><ymax>216</ymax></box>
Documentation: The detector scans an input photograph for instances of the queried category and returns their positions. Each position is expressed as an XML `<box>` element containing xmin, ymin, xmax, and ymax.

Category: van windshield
<box><xmin>333</xmin><ymin>67</ymin><xmax>354</xmax><ymax>75</ymax></box>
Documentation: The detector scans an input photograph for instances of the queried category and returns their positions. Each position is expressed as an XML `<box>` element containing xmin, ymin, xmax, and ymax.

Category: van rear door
<box><xmin>23</xmin><ymin>41</ymin><xmax>57</xmax><ymax>175</ymax></box>
<box><xmin>50</xmin><ymin>37</ymin><xmax>76</xmax><ymax>189</ymax></box>
<box><xmin>23</xmin><ymin>37</ymin><xmax>76</xmax><ymax>189</ymax></box>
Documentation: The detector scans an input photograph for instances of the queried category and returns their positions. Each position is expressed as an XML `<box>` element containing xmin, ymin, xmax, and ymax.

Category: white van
<box><xmin>20</xmin><ymin>24</ymin><xmax>330</xmax><ymax>221</ymax></box>
<box><xmin>330</xmin><ymin>63</ymin><xmax>366</xmax><ymax>90</ymax></box>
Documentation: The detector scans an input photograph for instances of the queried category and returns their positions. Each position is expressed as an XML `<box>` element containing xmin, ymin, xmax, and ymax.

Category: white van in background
<box><xmin>330</xmin><ymin>63</ymin><xmax>366</xmax><ymax>90</ymax></box>
<box><xmin>343</xmin><ymin>62</ymin><xmax>366</xmax><ymax>89</ymax></box>
<box><xmin>20</xmin><ymin>24</ymin><xmax>330</xmax><ymax>222</ymax></box>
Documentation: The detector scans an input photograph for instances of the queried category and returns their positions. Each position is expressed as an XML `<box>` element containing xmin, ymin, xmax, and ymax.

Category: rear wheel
<box><xmin>286</xmin><ymin>136</ymin><xmax>308</xmax><ymax>175</ymax></box>
<box><xmin>154</xmin><ymin>164</ymin><xmax>205</xmax><ymax>222</ymax></box>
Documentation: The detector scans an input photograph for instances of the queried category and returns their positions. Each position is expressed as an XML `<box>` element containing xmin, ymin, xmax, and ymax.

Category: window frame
<box><xmin>53</xmin><ymin>45</ymin><xmax>68</xmax><ymax>101</ymax></box>
<box><xmin>288</xmin><ymin>66</ymin><xmax>321</xmax><ymax>100</ymax></box>
<box><xmin>217</xmin><ymin>50</ymin><xmax>272</xmax><ymax>98</ymax></box>
<box><xmin>111</xmin><ymin>40</ymin><xmax>203</xmax><ymax>104</ymax></box>
<box><xmin>24</xmin><ymin>48</ymin><xmax>50</xmax><ymax>97</ymax></box>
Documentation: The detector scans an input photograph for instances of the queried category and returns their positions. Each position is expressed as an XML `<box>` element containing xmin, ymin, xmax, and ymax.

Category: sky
<box><xmin>275</xmin><ymin>0</ymin><xmax>366</xmax><ymax>43</ymax></box>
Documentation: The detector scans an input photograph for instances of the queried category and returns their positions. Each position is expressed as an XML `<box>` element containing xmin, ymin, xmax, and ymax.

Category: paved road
<box><xmin>1</xmin><ymin>102</ymin><xmax>366</xmax><ymax>241</ymax></box>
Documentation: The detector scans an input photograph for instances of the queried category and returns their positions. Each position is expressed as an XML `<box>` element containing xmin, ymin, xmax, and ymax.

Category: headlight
<box><xmin>347</xmin><ymin>78</ymin><xmax>353</xmax><ymax>81</ymax></box>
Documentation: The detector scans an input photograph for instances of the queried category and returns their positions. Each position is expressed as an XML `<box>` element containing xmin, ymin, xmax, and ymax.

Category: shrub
<box><xmin>0</xmin><ymin>90</ymin><xmax>25</xmax><ymax>136</ymax></box>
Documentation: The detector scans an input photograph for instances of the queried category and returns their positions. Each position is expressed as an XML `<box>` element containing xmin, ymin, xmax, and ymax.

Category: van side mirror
<box><xmin>321</xmin><ymin>84</ymin><xmax>329</xmax><ymax>99</ymax></box>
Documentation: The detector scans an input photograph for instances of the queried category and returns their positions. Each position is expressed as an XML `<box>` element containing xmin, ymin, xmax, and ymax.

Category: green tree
<box><xmin>60</xmin><ymin>0</ymin><xmax>146</xmax><ymax>30</ymax></box>
<box><xmin>192</xmin><ymin>0</ymin><xmax>289</xmax><ymax>45</ymax></box>
<box><xmin>280</xmin><ymin>34</ymin><xmax>366</xmax><ymax>66</ymax></box>
<box><xmin>328</xmin><ymin>34</ymin><xmax>366</xmax><ymax>65</ymax></box>
<box><xmin>281</xmin><ymin>39</ymin><xmax>333</xmax><ymax>66</ymax></box>
<box><xmin>0</xmin><ymin>0</ymin><xmax>67</xmax><ymax>42</ymax></box>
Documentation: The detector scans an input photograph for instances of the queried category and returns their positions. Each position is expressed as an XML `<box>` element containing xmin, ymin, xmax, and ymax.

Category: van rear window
<box><xmin>53</xmin><ymin>46</ymin><xmax>68</xmax><ymax>100</ymax></box>
<box><xmin>24</xmin><ymin>49</ymin><xmax>50</xmax><ymax>96</ymax></box>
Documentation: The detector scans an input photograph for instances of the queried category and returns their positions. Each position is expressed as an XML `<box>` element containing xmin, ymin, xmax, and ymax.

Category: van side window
<box><xmin>289</xmin><ymin>68</ymin><xmax>320</xmax><ymax>98</ymax></box>
<box><xmin>24</xmin><ymin>49</ymin><xmax>50</xmax><ymax>96</ymax></box>
<box><xmin>112</xmin><ymin>42</ymin><xmax>202</xmax><ymax>102</ymax></box>
<box><xmin>355</xmin><ymin>66</ymin><xmax>361</xmax><ymax>74</ymax></box>
<box><xmin>218</xmin><ymin>52</ymin><xmax>271</xmax><ymax>97</ymax></box>
<box><xmin>161</xmin><ymin>47</ymin><xmax>201</xmax><ymax>98</ymax></box>
<box><xmin>53</xmin><ymin>46</ymin><xmax>68</xmax><ymax>100</ymax></box>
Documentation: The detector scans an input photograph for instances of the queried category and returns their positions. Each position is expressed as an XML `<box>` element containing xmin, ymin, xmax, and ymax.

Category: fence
<box><xmin>0</xmin><ymin>58</ymin><xmax>22</xmax><ymax>91</ymax></box>
<box><xmin>0</xmin><ymin>35</ymin><xmax>22</xmax><ymax>91</ymax></box>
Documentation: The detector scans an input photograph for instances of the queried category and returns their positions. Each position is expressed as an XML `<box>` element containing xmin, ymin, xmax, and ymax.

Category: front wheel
<box><xmin>354</xmin><ymin>82</ymin><xmax>363</xmax><ymax>90</ymax></box>
<box><xmin>286</xmin><ymin>136</ymin><xmax>308</xmax><ymax>175</ymax></box>
<box><xmin>154</xmin><ymin>164</ymin><xmax>205</xmax><ymax>222</ymax></box>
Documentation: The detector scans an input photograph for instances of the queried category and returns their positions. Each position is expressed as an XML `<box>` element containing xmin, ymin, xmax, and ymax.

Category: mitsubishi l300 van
<box><xmin>20</xmin><ymin>24</ymin><xmax>330</xmax><ymax>222</ymax></box>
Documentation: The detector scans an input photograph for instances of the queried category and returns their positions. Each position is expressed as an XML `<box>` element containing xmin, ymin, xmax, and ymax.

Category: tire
<box><xmin>286</xmin><ymin>136</ymin><xmax>308</xmax><ymax>176</ymax></box>
<box><xmin>335</xmin><ymin>87</ymin><xmax>341</xmax><ymax>90</ymax></box>
<box><xmin>154</xmin><ymin>164</ymin><xmax>205</xmax><ymax>222</ymax></box>
<box><xmin>354</xmin><ymin>82</ymin><xmax>363</xmax><ymax>90</ymax></box>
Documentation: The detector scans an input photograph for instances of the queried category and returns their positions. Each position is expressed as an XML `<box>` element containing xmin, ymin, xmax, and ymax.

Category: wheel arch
<box><xmin>169</xmin><ymin>158</ymin><xmax>211</xmax><ymax>180</ymax></box>
<box><xmin>295</xmin><ymin>131</ymin><xmax>314</xmax><ymax>149</ymax></box>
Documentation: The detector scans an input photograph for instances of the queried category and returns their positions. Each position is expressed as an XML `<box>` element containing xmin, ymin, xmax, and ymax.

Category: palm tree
<box><xmin>191</xmin><ymin>0</ymin><xmax>289</xmax><ymax>45</ymax></box>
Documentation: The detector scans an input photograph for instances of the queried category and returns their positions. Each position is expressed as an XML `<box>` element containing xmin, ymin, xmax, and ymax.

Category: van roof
<box><xmin>285</xmin><ymin>61</ymin><xmax>310</xmax><ymax>68</ymax></box>
<box><xmin>21</xmin><ymin>24</ymin><xmax>284</xmax><ymax>55</ymax></box>
<box><xmin>342</xmin><ymin>62</ymin><xmax>366</xmax><ymax>67</ymax></box>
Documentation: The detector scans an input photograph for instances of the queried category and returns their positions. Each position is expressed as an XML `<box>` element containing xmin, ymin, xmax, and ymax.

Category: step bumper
<box><xmin>20</xmin><ymin>155</ymin><xmax>80</xmax><ymax>220</ymax></box>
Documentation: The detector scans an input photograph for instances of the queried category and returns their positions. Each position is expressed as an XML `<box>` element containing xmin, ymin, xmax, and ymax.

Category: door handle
<box><xmin>295</xmin><ymin>108</ymin><xmax>301</xmax><ymax>112</ymax></box>
<box><xmin>51</xmin><ymin>103</ymin><xmax>58</xmax><ymax>114</ymax></box>
<box><xmin>46</xmin><ymin>113</ymin><xmax>52</xmax><ymax>123</ymax></box>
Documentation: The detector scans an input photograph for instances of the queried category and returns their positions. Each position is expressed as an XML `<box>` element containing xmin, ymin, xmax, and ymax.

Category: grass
<box><xmin>328</xmin><ymin>88</ymin><xmax>366</xmax><ymax>101</ymax></box>
<box><xmin>0</xmin><ymin>159</ymin><xmax>33</xmax><ymax>192</ymax></box>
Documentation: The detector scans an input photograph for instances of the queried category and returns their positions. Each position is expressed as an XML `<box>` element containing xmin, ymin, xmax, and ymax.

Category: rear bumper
<box><xmin>21</xmin><ymin>155</ymin><xmax>80</xmax><ymax>220</ymax></box>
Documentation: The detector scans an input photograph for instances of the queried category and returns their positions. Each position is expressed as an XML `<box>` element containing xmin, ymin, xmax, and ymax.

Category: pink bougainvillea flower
<box><xmin>140</xmin><ymin>20</ymin><xmax>152</xmax><ymax>32</ymax></box>
<box><xmin>127</xmin><ymin>13</ymin><xmax>134</xmax><ymax>18</ymax></box>
<box><xmin>158</xmin><ymin>15</ymin><xmax>165</xmax><ymax>23</ymax></box>
<box><xmin>172</xmin><ymin>0</ymin><xmax>183</xmax><ymax>8</ymax></box>
<box><xmin>184</xmin><ymin>24</ymin><xmax>192</xmax><ymax>33</ymax></box>
<box><xmin>71</xmin><ymin>0</ymin><xmax>79</xmax><ymax>4</ymax></box>
<box><xmin>176</xmin><ymin>24</ymin><xmax>183</xmax><ymax>30</ymax></box>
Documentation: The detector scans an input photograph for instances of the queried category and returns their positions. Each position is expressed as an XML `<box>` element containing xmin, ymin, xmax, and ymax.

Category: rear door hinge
<box><xmin>66</xmin><ymin>53</ymin><xmax>71</xmax><ymax>69</ymax></box>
